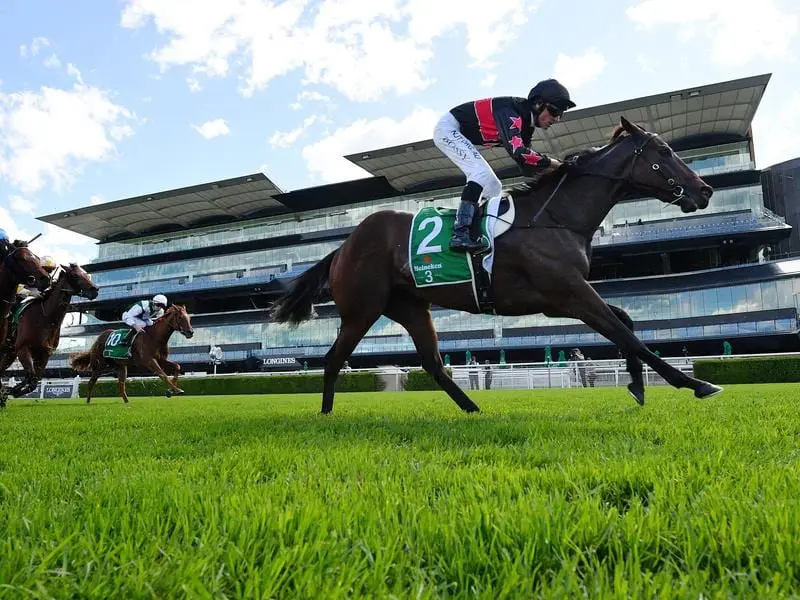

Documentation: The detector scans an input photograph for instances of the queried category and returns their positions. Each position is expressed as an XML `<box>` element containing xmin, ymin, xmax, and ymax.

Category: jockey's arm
<box><xmin>493</xmin><ymin>104</ymin><xmax>558</xmax><ymax>178</ymax></box>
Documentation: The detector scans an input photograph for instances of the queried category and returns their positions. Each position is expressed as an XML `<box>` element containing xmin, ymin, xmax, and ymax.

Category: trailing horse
<box><xmin>0</xmin><ymin>239</ymin><xmax>51</xmax><ymax>406</ymax></box>
<box><xmin>70</xmin><ymin>304</ymin><xmax>194</xmax><ymax>403</ymax></box>
<box><xmin>0</xmin><ymin>263</ymin><xmax>99</xmax><ymax>403</ymax></box>
<box><xmin>271</xmin><ymin>117</ymin><xmax>723</xmax><ymax>414</ymax></box>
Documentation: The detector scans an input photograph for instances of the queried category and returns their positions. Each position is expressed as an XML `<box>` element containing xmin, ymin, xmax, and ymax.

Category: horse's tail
<box><xmin>69</xmin><ymin>351</ymin><xmax>93</xmax><ymax>373</ymax></box>
<box><xmin>270</xmin><ymin>249</ymin><xmax>337</xmax><ymax>325</ymax></box>
<box><xmin>69</xmin><ymin>330</ymin><xmax>109</xmax><ymax>372</ymax></box>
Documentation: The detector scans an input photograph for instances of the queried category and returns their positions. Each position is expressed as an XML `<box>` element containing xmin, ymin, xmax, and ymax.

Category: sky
<box><xmin>0</xmin><ymin>0</ymin><xmax>798</xmax><ymax>265</ymax></box>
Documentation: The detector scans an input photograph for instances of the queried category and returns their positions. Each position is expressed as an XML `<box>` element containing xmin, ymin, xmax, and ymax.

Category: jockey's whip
<box><xmin>27</xmin><ymin>233</ymin><xmax>42</xmax><ymax>245</ymax></box>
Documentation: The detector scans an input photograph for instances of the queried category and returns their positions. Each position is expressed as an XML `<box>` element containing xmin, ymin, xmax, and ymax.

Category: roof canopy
<box><xmin>38</xmin><ymin>173</ymin><xmax>285</xmax><ymax>242</ymax></box>
<box><xmin>346</xmin><ymin>73</ymin><xmax>770</xmax><ymax>192</ymax></box>
<box><xmin>38</xmin><ymin>74</ymin><xmax>771</xmax><ymax>241</ymax></box>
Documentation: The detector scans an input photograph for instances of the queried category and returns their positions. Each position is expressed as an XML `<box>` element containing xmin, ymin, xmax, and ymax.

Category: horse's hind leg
<box><xmin>607</xmin><ymin>303</ymin><xmax>646</xmax><ymax>405</ymax></box>
<box><xmin>321</xmin><ymin>316</ymin><xmax>379</xmax><ymax>414</ymax></box>
<box><xmin>85</xmin><ymin>371</ymin><xmax>100</xmax><ymax>404</ymax></box>
<box><xmin>116</xmin><ymin>364</ymin><xmax>129</xmax><ymax>403</ymax></box>
<box><xmin>384</xmin><ymin>293</ymin><xmax>480</xmax><ymax>413</ymax></box>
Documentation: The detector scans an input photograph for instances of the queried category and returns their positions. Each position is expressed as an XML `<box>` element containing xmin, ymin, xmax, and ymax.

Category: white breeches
<box><xmin>432</xmin><ymin>112</ymin><xmax>503</xmax><ymax>200</ymax></box>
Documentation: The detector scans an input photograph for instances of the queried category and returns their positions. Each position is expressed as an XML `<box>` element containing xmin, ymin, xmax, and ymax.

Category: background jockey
<box><xmin>15</xmin><ymin>255</ymin><xmax>57</xmax><ymax>300</ymax></box>
<box><xmin>433</xmin><ymin>78</ymin><xmax>575</xmax><ymax>253</ymax></box>
<box><xmin>122</xmin><ymin>294</ymin><xmax>168</xmax><ymax>332</ymax></box>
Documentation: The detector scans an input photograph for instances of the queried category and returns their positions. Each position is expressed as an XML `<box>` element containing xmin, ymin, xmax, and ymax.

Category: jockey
<box><xmin>0</xmin><ymin>227</ymin><xmax>8</xmax><ymax>244</ymax></box>
<box><xmin>122</xmin><ymin>294</ymin><xmax>168</xmax><ymax>332</ymax></box>
<box><xmin>433</xmin><ymin>78</ymin><xmax>575</xmax><ymax>253</ymax></box>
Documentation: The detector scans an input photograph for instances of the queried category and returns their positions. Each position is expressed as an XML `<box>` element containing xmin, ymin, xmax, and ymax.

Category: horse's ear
<box><xmin>620</xmin><ymin>116</ymin><xmax>636</xmax><ymax>134</ymax></box>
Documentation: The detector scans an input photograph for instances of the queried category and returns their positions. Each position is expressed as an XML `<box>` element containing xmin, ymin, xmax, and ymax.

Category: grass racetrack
<box><xmin>1</xmin><ymin>385</ymin><xmax>798</xmax><ymax>598</ymax></box>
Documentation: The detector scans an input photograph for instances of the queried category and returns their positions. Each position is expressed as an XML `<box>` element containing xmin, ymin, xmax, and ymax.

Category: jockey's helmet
<box><xmin>152</xmin><ymin>294</ymin><xmax>168</xmax><ymax>308</ymax></box>
<box><xmin>528</xmin><ymin>79</ymin><xmax>576</xmax><ymax>114</ymax></box>
<box><xmin>41</xmin><ymin>255</ymin><xmax>57</xmax><ymax>272</ymax></box>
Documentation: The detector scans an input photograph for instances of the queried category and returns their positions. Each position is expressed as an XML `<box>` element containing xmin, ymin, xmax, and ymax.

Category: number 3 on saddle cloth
<box><xmin>408</xmin><ymin>195</ymin><xmax>515</xmax><ymax>314</ymax></box>
<box><xmin>102</xmin><ymin>328</ymin><xmax>140</xmax><ymax>360</ymax></box>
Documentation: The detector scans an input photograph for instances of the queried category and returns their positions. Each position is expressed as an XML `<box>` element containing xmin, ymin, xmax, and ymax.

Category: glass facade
<box><xmin>678</xmin><ymin>141</ymin><xmax>753</xmax><ymax>176</ymax></box>
<box><xmin>58</xmin><ymin>275</ymin><xmax>800</xmax><ymax>358</ymax></box>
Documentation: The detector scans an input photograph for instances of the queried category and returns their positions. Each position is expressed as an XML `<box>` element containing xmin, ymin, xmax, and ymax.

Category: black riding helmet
<box><xmin>528</xmin><ymin>78</ymin><xmax>576</xmax><ymax>112</ymax></box>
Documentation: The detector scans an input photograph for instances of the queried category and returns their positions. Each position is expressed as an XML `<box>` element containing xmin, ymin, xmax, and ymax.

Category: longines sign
<box><xmin>262</xmin><ymin>357</ymin><xmax>300</xmax><ymax>370</ymax></box>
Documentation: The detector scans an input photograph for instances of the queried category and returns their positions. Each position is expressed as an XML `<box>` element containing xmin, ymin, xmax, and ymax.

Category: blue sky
<box><xmin>0</xmin><ymin>0</ymin><xmax>798</xmax><ymax>264</ymax></box>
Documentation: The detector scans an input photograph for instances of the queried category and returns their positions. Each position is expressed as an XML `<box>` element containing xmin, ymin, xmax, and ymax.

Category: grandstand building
<box><xmin>37</xmin><ymin>73</ymin><xmax>800</xmax><ymax>374</ymax></box>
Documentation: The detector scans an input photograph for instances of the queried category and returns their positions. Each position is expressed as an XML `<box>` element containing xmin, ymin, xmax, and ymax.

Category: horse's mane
<box><xmin>563</xmin><ymin>123</ymin><xmax>643</xmax><ymax>166</ymax></box>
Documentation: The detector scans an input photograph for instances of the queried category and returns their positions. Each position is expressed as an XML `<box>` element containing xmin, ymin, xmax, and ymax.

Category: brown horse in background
<box><xmin>0</xmin><ymin>240</ymin><xmax>51</xmax><ymax>406</ymax></box>
<box><xmin>0</xmin><ymin>263</ymin><xmax>99</xmax><ymax>402</ymax></box>
<box><xmin>70</xmin><ymin>304</ymin><xmax>194</xmax><ymax>403</ymax></box>
<box><xmin>271</xmin><ymin>117</ymin><xmax>723</xmax><ymax>414</ymax></box>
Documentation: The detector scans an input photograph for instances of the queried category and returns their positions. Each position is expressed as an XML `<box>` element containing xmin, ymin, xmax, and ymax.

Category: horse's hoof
<box><xmin>627</xmin><ymin>383</ymin><xmax>645</xmax><ymax>406</ymax></box>
<box><xmin>695</xmin><ymin>382</ymin><xmax>724</xmax><ymax>399</ymax></box>
<box><xmin>165</xmin><ymin>390</ymin><xmax>172</xmax><ymax>398</ymax></box>
<box><xmin>173</xmin><ymin>388</ymin><xmax>185</xmax><ymax>395</ymax></box>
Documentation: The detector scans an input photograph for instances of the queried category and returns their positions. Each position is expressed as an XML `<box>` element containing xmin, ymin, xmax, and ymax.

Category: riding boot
<box><xmin>450</xmin><ymin>201</ymin><xmax>489</xmax><ymax>253</ymax></box>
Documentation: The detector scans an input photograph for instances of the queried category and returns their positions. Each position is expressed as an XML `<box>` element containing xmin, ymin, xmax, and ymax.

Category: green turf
<box><xmin>1</xmin><ymin>385</ymin><xmax>799</xmax><ymax>599</ymax></box>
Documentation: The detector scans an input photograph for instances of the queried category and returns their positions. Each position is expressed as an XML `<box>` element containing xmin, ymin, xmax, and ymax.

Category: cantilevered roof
<box><xmin>346</xmin><ymin>73</ymin><xmax>771</xmax><ymax>193</ymax></box>
<box><xmin>38</xmin><ymin>173</ymin><xmax>286</xmax><ymax>242</ymax></box>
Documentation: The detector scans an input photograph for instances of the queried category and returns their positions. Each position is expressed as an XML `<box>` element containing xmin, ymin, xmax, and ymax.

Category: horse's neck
<box><xmin>518</xmin><ymin>144</ymin><xmax>631</xmax><ymax>236</ymax></box>
<box><xmin>148</xmin><ymin>317</ymin><xmax>175</xmax><ymax>344</ymax></box>
<box><xmin>518</xmin><ymin>173</ymin><xmax>620</xmax><ymax>236</ymax></box>
<box><xmin>41</xmin><ymin>276</ymin><xmax>70</xmax><ymax>322</ymax></box>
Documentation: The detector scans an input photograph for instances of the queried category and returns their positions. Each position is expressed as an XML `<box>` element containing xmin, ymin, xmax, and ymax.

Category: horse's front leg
<box><xmin>11</xmin><ymin>347</ymin><xmax>39</xmax><ymax>398</ymax></box>
<box><xmin>149</xmin><ymin>358</ymin><xmax>184</xmax><ymax>396</ymax></box>
<box><xmin>563</xmin><ymin>281</ymin><xmax>723</xmax><ymax>400</ymax></box>
<box><xmin>159</xmin><ymin>358</ymin><xmax>182</xmax><ymax>387</ymax></box>
<box><xmin>0</xmin><ymin>351</ymin><xmax>17</xmax><ymax>408</ymax></box>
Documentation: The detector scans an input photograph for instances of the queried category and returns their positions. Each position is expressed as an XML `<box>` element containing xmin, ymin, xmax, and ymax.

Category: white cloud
<box><xmin>191</xmin><ymin>118</ymin><xmax>230</xmax><ymax>139</ymax></box>
<box><xmin>89</xmin><ymin>194</ymin><xmax>107</xmax><ymax>205</ymax></box>
<box><xmin>297</xmin><ymin>91</ymin><xmax>331</xmax><ymax>103</ymax></box>
<box><xmin>752</xmin><ymin>91</ymin><xmax>800</xmax><ymax>169</ymax></box>
<box><xmin>43</xmin><ymin>53</ymin><xmax>62</xmax><ymax>69</ymax></box>
<box><xmin>301</xmin><ymin>106</ymin><xmax>440</xmax><ymax>183</ymax></box>
<box><xmin>289</xmin><ymin>102</ymin><xmax>302</xmax><ymax>111</ymax></box>
<box><xmin>20</xmin><ymin>37</ymin><xmax>51</xmax><ymax>58</ymax></box>
<box><xmin>67</xmin><ymin>63</ymin><xmax>84</xmax><ymax>84</ymax></box>
<box><xmin>187</xmin><ymin>77</ymin><xmax>202</xmax><ymax>92</ymax></box>
<box><xmin>553</xmin><ymin>48</ymin><xmax>606</xmax><ymax>89</ymax></box>
<box><xmin>480</xmin><ymin>73</ymin><xmax>497</xmax><ymax>88</ymax></box>
<box><xmin>0</xmin><ymin>83</ymin><xmax>136</xmax><ymax>193</ymax></box>
<box><xmin>9</xmin><ymin>195</ymin><xmax>36</xmax><ymax>215</ymax></box>
<box><xmin>120</xmin><ymin>0</ymin><xmax>537</xmax><ymax>102</ymax></box>
<box><xmin>626</xmin><ymin>0</ymin><xmax>798</xmax><ymax>66</ymax></box>
<box><xmin>0</xmin><ymin>206</ymin><xmax>94</xmax><ymax>266</ymax></box>
<box><xmin>269</xmin><ymin>116</ymin><xmax>319</xmax><ymax>148</ymax></box>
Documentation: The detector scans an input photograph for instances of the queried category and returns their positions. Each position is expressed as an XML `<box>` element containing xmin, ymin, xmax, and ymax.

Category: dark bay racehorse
<box><xmin>271</xmin><ymin>117</ymin><xmax>723</xmax><ymax>413</ymax></box>
<box><xmin>70</xmin><ymin>304</ymin><xmax>194</xmax><ymax>403</ymax></box>
<box><xmin>0</xmin><ymin>263</ymin><xmax>99</xmax><ymax>402</ymax></box>
<box><xmin>0</xmin><ymin>240</ymin><xmax>51</xmax><ymax>406</ymax></box>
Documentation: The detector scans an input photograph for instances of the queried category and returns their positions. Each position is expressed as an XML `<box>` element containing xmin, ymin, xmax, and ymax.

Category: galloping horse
<box><xmin>271</xmin><ymin>117</ymin><xmax>723</xmax><ymax>414</ymax></box>
<box><xmin>0</xmin><ymin>239</ymin><xmax>51</xmax><ymax>406</ymax></box>
<box><xmin>0</xmin><ymin>263</ymin><xmax>99</xmax><ymax>402</ymax></box>
<box><xmin>70</xmin><ymin>304</ymin><xmax>194</xmax><ymax>403</ymax></box>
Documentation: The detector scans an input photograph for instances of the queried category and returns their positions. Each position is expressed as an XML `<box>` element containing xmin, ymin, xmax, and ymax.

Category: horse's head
<box><xmin>164</xmin><ymin>304</ymin><xmax>194</xmax><ymax>339</ymax></box>
<box><xmin>614</xmin><ymin>117</ymin><xmax>713</xmax><ymax>213</ymax></box>
<box><xmin>2</xmin><ymin>241</ymin><xmax>51</xmax><ymax>290</ymax></box>
<box><xmin>58</xmin><ymin>262</ymin><xmax>100</xmax><ymax>300</ymax></box>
